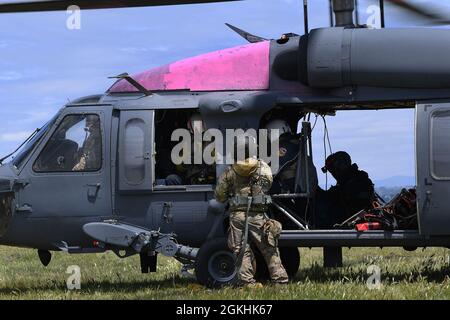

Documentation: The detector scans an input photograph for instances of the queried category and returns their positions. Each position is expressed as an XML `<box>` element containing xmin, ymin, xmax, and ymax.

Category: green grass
<box><xmin>0</xmin><ymin>246</ymin><xmax>449</xmax><ymax>300</ymax></box>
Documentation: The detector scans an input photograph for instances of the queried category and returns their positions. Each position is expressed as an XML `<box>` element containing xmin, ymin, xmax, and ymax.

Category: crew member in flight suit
<box><xmin>316</xmin><ymin>151</ymin><xmax>375</xmax><ymax>228</ymax></box>
<box><xmin>264</xmin><ymin>119</ymin><xmax>318</xmax><ymax>194</ymax></box>
<box><xmin>265</xmin><ymin>119</ymin><xmax>318</xmax><ymax>227</ymax></box>
<box><xmin>172</xmin><ymin>112</ymin><xmax>215</xmax><ymax>185</ymax></box>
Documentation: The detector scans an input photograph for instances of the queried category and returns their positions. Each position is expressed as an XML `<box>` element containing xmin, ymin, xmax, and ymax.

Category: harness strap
<box><xmin>230</xmin><ymin>194</ymin><xmax>272</xmax><ymax>206</ymax></box>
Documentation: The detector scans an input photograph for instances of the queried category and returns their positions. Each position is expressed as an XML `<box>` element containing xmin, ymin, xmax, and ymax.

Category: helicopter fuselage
<box><xmin>2</xmin><ymin>26</ymin><xmax>450</xmax><ymax>271</ymax></box>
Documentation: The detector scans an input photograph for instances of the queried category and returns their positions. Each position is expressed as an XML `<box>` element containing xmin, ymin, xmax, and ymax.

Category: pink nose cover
<box><xmin>109</xmin><ymin>41</ymin><xmax>270</xmax><ymax>92</ymax></box>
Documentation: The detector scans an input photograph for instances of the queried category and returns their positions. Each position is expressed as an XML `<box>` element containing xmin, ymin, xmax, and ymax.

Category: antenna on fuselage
<box><xmin>303</xmin><ymin>0</ymin><xmax>309</xmax><ymax>34</ymax></box>
<box><xmin>109</xmin><ymin>73</ymin><xmax>152</xmax><ymax>96</ymax></box>
<box><xmin>225</xmin><ymin>23</ymin><xmax>267</xmax><ymax>43</ymax></box>
<box><xmin>379</xmin><ymin>0</ymin><xmax>386</xmax><ymax>28</ymax></box>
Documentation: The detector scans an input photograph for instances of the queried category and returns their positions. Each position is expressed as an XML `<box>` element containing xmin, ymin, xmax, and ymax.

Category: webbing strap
<box><xmin>235</xmin><ymin>196</ymin><xmax>252</xmax><ymax>270</ymax></box>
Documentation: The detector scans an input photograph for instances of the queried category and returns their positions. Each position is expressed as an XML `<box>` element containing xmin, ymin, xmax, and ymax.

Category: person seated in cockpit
<box><xmin>73</xmin><ymin>115</ymin><xmax>101</xmax><ymax>171</ymax></box>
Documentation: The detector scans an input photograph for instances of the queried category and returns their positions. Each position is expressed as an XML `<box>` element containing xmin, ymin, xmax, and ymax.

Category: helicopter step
<box><xmin>83</xmin><ymin>221</ymin><xmax>199</xmax><ymax>264</ymax></box>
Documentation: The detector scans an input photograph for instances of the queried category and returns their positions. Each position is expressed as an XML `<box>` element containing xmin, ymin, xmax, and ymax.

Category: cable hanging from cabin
<box><xmin>322</xmin><ymin>115</ymin><xmax>333</xmax><ymax>189</ymax></box>
<box><xmin>299</xmin><ymin>112</ymin><xmax>318</xmax><ymax>229</ymax></box>
<box><xmin>311</xmin><ymin>113</ymin><xmax>319</xmax><ymax>132</ymax></box>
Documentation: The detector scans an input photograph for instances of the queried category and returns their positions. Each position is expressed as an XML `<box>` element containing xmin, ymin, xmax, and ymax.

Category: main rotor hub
<box><xmin>332</xmin><ymin>0</ymin><xmax>355</xmax><ymax>27</ymax></box>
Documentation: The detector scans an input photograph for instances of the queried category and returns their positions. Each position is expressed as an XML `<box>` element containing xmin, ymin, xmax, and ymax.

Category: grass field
<box><xmin>0</xmin><ymin>246</ymin><xmax>449</xmax><ymax>300</ymax></box>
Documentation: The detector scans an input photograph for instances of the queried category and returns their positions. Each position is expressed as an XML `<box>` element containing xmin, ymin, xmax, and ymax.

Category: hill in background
<box><xmin>374</xmin><ymin>176</ymin><xmax>415</xmax><ymax>188</ymax></box>
<box><xmin>374</xmin><ymin>176</ymin><xmax>415</xmax><ymax>202</ymax></box>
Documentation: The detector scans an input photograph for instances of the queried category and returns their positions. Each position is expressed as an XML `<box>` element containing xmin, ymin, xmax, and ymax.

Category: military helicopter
<box><xmin>1</xmin><ymin>0</ymin><xmax>450</xmax><ymax>288</ymax></box>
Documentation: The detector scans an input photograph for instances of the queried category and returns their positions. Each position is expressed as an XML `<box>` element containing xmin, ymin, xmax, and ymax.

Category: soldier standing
<box><xmin>214</xmin><ymin>136</ymin><xmax>289</xmax><ymax>286</ymax></box>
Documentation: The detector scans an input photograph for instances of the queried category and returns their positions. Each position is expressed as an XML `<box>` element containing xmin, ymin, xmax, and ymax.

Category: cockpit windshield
<box><xmin>11</xmin><ymin>112</ymin><xmax>60</xmax><ymax>169</ymax></box>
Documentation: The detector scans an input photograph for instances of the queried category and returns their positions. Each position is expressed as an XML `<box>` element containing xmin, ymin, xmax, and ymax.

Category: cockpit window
<box><xmin>33</xmin><ymin>114</ymin><xmax>102</xmax><ymax>172</ymax></box>
<box><xmin>12</xmin><ymin>114</ymin><xmax>59</xmax><ymax>169</ymax></box>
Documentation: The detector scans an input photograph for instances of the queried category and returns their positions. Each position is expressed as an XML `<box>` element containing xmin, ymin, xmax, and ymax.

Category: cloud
<box><xmin>0</xmin><ymin>71</ymin><xmax>24</xmax><ymax>81</ymax></box>
<box><xmin>17</xmin><ymin>110</ymin><xmax>57</xmax><ymax>126</ymax></box>
<box><xmin>120</xmin><ymin>45</ymin><xmax>171</xmax><ymax>54</ymax></box>
<box><xmin>5</xmin><ymin>76</ymin><xmax>108</xmax><ymax>97</ymax></box>
<box><xmin>0</xmin><ymin>39</ymin><xmax>35</xmax><ymax>49</ymax></box>
<box><xmin>0</xmin><ymin>131</ymin><xmax>32</xmax><ymax>143</ymax></box>
<box><xmin>151</xmin><ymin>45</ymin><xmax>170</xmax><ymax>52</ymax></box>
<box><xmin>120</xmin><ymin>47</ymin><xmax>149</xmax><ymax>54</ymax></box>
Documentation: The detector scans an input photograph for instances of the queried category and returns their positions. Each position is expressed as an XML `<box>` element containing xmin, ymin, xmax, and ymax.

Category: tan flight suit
<box><xmin>215</xmin><ymin>158</ymin><xmax>289</xmax><ymax>284</ymax></box>
<box><xmin>176</xmin><ymin>138</ymin><xmax>216</xmax><ymax>184</ymax></box>
<box><xmin>73</xmin><ymin>128</ymin><xmax>101</xmax><ymax>171</ymax></box>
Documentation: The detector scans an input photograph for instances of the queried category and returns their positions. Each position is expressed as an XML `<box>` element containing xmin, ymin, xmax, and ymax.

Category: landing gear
<box><xmin>254</xmin><ymin>247</ymin><xmax>300</xmax><ymax>281</ymax></box>
<box><xmin>280</xmin><ymin>247</ymin><xmax>301</xmax><ymax>278</ymax></box>
<box><xmin>38</xmin><ymin>249</ymin><xmax>52</xmax><ymax>267</ymax></box>
<box><xmin>140</xmin><ymin>252</ymin><xmax>157</xmax><ymax>273</ymax></box>
<box><xmin>195</xmin><ymin>238</ymin><xmax>237</xmax><ymax>288</ymax></box>
<box><xmin>323</xmin><ymin>247</ymin><xmax>343</xmax><ymax>268</ymax></box>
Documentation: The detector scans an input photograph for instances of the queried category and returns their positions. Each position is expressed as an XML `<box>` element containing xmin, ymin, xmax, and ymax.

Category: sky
<box><xmin>0</xmin><ymin>0</ymin><xmax>448</xmax><ymax>185</ymax></box>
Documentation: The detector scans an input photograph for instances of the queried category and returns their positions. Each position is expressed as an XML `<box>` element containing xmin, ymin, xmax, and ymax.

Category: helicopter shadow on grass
<box><xmin>0</xmin><ymin>275</ymin><xmax>197</xmax><ymax>295</ymax></box>
<box><xmin>291</xmin><ymin>263</ymin><xmax>450</xmax><ymax>284</ymax></box>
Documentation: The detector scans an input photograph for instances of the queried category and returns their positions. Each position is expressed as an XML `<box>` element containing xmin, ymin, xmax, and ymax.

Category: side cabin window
<box><xmin>154</xmin><ymin>109</ymin><xmax>216</xmax><ymax>187</ymax></box>
<box><xmin>431</xmin><ymin>110</ymin><xmax>450</xmax><ymax>179</ymax></box>
<box><xmin>123</xmin><ymin>118</ymin><xmax>147</xmax><ymax>185</ymax></box>
<box><xmin>33</xmin><ymin>114</ymin><xmax>102</xmax><ymax>172</ymax></box>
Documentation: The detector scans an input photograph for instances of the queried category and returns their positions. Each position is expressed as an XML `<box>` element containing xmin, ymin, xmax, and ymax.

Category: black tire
<box><xmin>254</xmin><ymin>247</ymin><xmax>300</xmax><ymax>282</ymax></box>
<box><xmin>195</xmin><ymin>238</ymin><xmax>237</xmax><ymax>288</ymax></box>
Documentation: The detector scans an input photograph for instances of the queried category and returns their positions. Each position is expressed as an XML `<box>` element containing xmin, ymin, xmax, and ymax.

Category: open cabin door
<box><xmin>416</xmin><ymin>101</ymin><xmax>450</xmax><ymax>235</ymax></box>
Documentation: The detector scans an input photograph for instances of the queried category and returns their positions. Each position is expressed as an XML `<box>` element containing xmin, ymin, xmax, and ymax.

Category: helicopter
<box><xmin>1</xmin><ymin>0</ymin><xmax>450</xmax><ymax>288</ymax></box>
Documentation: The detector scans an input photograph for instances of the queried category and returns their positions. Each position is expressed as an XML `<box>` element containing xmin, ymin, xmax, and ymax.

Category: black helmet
<box><xmin>321</xmin><ymin>151</ymin><xmax>352</xmax><ymax>175</ymax></box>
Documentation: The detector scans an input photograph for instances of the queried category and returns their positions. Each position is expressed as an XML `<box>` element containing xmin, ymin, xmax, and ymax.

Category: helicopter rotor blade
<box><xmin>0</xmin><ymin>0</ymin><xmax>241</xmax><ymax>13</ymax></box>
<box><xmin>385</xmin><ymin>0</ymin><xmax>450</xmax><ymax>25</ymax></box>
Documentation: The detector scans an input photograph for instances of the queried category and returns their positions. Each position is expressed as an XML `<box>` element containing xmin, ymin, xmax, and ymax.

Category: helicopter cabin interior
<box><xmin>143</xmin><ymin>100</ymin><xmax>450</xmax><ymax>251</ymax></box>
<box><xmin>150</xmin><ymin>105</ymin><xmax>424</xmax><ymax>237</ymax></box>
<box><xmin>154</xmin><ymin>109</ymin><xmax>217</xmax><ymax>188</ymax></box>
